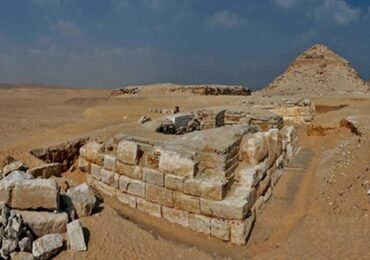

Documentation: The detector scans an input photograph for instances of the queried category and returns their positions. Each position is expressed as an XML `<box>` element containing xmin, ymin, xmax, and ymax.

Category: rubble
<box><xmin>17</xmin><ymin>211</ymin><xmax>68</xmax><ymax>237</ymax></box>
<box><xmin>64</xmin><ymin>183</ymin><xmax>96</xmax><ymax>219</ymax></box>
<box><xmin>67</xmin><ymin>220</ymin><xmax>87</xmax><ymax>252</ymax></box>
<box><xmin>32</xmin><ymin>233</ymin><xmax>63</xmax><ymax>260</ymax></box>
<box><xmin>0</xmin><ymin>178</ymin><xmax>59</xmax><ymax>211</ymax></box>
<box><xmin>0</xmin><ymin>204</ymin><xmax>34</xmax><ymax>259</ymax></box>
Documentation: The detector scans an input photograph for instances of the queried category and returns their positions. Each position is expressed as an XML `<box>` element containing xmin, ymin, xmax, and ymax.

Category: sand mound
<box><xmin>111</xmin><ymin>83</ymin><xmax>251</xmax><ymax>97</ymax></box>
<box><xmin>263</xmin><ymin>44</ymin><xmax>368</xmax><ymax>96</ymax></box>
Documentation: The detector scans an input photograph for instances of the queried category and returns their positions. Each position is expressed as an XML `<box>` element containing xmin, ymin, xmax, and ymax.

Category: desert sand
<box><xmin>0</xmin><ymin>83</ymin><xmax>369</xmax><ymax>259</ymax></box>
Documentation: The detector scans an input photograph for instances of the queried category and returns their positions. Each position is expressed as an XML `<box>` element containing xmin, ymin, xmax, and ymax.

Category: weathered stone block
<box><xmin>189</xmin><ymin>214</ymin><xmax>211</xmax><ymax>235</ymax></box>
<box><xmin>165</xmin><ymin>174</ymin><xmax>184</xmax><ymax>191</ymax></box>
<box><xmin>200</xmin><ymin>186</ymin><xmax>256</xmax><ymax>220</ymax></box>
<box><xmin>116</xmin><ymin>161</ymin><xmax>142</xmax><ymax>179</ymax></box>
<box><xmin>119</xmin><ymin>175</ymin><xmax>145</xmax><ymax>198</ymax></box>
<box><xmin>137</xmin><ymin>198</ymin><xmax>161</xmax><ymax>218</ymax></box>
<box><xmin>240</xmin><ymin>133</ymin><xmax>268</xmax><ymax>165</ymax></box>
<box><xmin>117</xmin><ymin>192</ymin><xmax>137</xmax><ymax>208</ymax></box>
<box><xmin>173</xmin><ymin>191</ymin><xmax>200</xmax><ymax>213</ymax></box>
<box><xmin>253</xmin><ymin>196</ymin><xmax>265</xmax><ymax>215</ymax></box>
<box><xmin>17</xmin><ymin>210</ymin><xmax>68</xmax><ymax>237</ymax></box>
<box><xmin>67</xmin><ymin>220</ymin><xmax>87</xmax><ymax>252</ymax></box>
<box><xmin>87</xmin><ymin>176</ymin><xmax>116</xmax><ymax>198</ymax></box>
<box><xmin>100</xmin><ymin>169</ymin><xmax>115</xmax><ymax>186</ymax></box>
<box><xmin>32</xmin><ymin>234</ymin><xmax>63</xmax><ymax>260</ymax></box>
<box><xmin>158</xmin><ymin>150</ymin><xmax>197</xmax><ymax>177</ymax></box>
<box><xmin>0</xmin><ymin>179</ymin><xmax>59</xmax><ymax>211</ymax></box>
<box><xmin>143</xmin><ymin>168</ymin><xmax>164</xmax><ymax>186</ymax></box>
<box><xmin>104</xmin><ymin>154</ymin><xmax>116</xmax><ymax>171</ymax></box>
<box><xmin>65</xmin><ymin>183</ymin><xmax>96</xmax><ymax>218</ymax></box>
<box><xmin>78</xmin><ymin>157</ymin><xmax>91</xmax><ymax>172</ymax></box>
<box><xmin>257</xmin><ymin>174</ymin><xmax>270</xmax><ymax>196</ymax></box>
<box><xmin>117</xmin><ymin>140</ymin><xmax>140</xmax><ymax>165</ymax></box>
<box><xmin>145</xmin><ymin>184</ymin><xmax>173</xmax><ymax>207</ymax></box>
<box><xmin>83</xmin><ymin>141</ymin><xmax>104</xmax><ymax>164</ymax></box>
<box><xmin>162</xmin><ymin>207</ymin><xmax>189</xmax><ymax>227</ymax></box>
<box><xmin>90</xmin><ymin>164</ymin><xmax>102</xmax><ymax>180</ymax></box>
<box><xmin>184</xmin><ymin>178</ymin><xmax>227</xmax><ymax>200</ymax></box>
<box><xmin>211</xmin><ymin>218</ymin><xmax>230</xmax><ymax>241</ymax></box>
<box><xmin>230</xmin><ymin>211</ymin><xmax>255</xmax><ymax>245</ymax></box>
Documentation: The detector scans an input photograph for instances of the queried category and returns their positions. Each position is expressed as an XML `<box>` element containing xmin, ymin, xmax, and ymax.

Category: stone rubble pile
<box><xmin>79</xmin><ymin>123</ymin><xmax>299</xmax><ymax>245</ymax></box>
<box><xmin>0</xmin><ymin>160</ymin><xmax>94</xmax><ymax>259</ymax></box>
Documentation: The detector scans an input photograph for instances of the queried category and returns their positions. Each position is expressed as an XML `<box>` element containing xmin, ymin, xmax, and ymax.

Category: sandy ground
<box><xmin>0</xmin><ymin>87</ymin><xmax>369</xmax><ymax>259</ymax></box>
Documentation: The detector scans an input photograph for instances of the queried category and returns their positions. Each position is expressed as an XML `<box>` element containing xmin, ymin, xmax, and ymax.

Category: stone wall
<box><xmin>244</xmin><ymin>97</ymin><xmax>315</xmax><ymax>124</ymax></box>
<box><xmin>78</xmin><ymin>124</ymin><xmax>299</xmax><ymax>245</ymax></box>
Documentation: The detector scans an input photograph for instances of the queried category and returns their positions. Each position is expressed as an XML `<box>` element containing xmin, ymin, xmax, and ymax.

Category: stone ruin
<box><xmin>78</xmin><ymin>102</ymin><xmax>302</xmax><ymax>245</ymax></box>
<box><xmin>0</xmin><ymin>155</ymin><xmax>96</xmax><ymax>259</ymax></box>
<box><xmin>0</xmin><ymin>94</ymin><xmax>315</xmax><ymax>256</ymax></box>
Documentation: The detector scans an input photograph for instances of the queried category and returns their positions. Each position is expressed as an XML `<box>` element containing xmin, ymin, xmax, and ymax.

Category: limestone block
<box><xmin>230</xmin><ymin>211</ymin><xmax>255</xmax><ymax>245</ymax></box>
<box><xmin>145</xmin><ymin>184</ymin><xmax>173</xmax><ymax>207</ymax></box>
<box><xmin>83</xmin><ymin>141</ymin><xmax>104</xmax><ymax>164</ymax></box>
<box><xmin>211</xmin><ymin>218</ymin><xmax>230</xmax><ymax>241</ymax></box>
<box><xmin>116</xmin><ymin>161</ymin><xmax>142</xmax><ymax>179</ymax></box>
<box><xmin>67</xmin><ymin>220</ymin><xmax>87</xmax><ymax>251</ymax></box>
<box><xmin>104</xmin><ymin>154</ymin><xmax>117</xmax><ymax>171</ymax></box>
<box><xmin>253</xmin><ymin>196</ymin><xmax>265</xmax><ymax>215</ymax></box>
<box><xmin>117</xmin><ymin>192</ymin><xmax>137</xmax><ymax>208</ymax></box>
<box><xmin>282</xmin><ymin>126</ymin><xmax>297</xmax><ymax>143</ymax></box>
<box><xmin>162</xmin><ymin>207</ymin><xmax>189</xmax><ymax>227</ymax></box>
<box><xmin>189</xmin><ymin>214</ymin><xmax>211</xmax><ymax>235</ymax></box>
<box><xmin>90</xmin><ymin>164</ymin><xmax>102</xmax><ymax>180</ymax></box>
<box><xmin>240</xmin><ymin>133</ymin><xmax>268</xmax><ymax>165</ymax></box>
<box><xmin>0</xmin><ymin>179</ymin><xmax>59</xmax><ymax>211</ymax></box>
<box><xmin>184</xmin><ymin>178</ymin><xmax>227</xmax><ymax>201</ymax></box>
<box><xmin>265</xmin><ymin>129</ymin><xmax>283</xmax><ymax>167</ymax></box>
<box><xmin>270</xmin><ymin>168</ymin><xmax>284</xmax><ymax>186</ymax></box>
<box><xmin>32</xmin><ymin>234</ymin><xmax>63</xmax><ymax>260</ymax></box>
<box><xmin>137</xmin><ymin>198</ymin><xmax>161</xmax><ymax>218</ymax></box>
<box><xmin>257</xmin><ymin>174</ymin><xmax>271</xmax><ymax>197</ymax></box>
<box><xmin>2</xmin><ymin>171</ymin><xmax>33</xmax><ymax>182</ymax></box>
<box><xmin>263</xmin><ymin>187</ymin><xmax>272</xmax><ymax>202</ymax></box>
<box><xmin>100</xmin><ymin>169</ymin><xmax>115</xmax><ymax>186</ymax></box>
<box><xmin>16</xmin><ymin>210</ymin><xmax>68</xmax><ymax>237</ymax></box>
<box><xmin>143</xmin><ymin>168</ymin><xmax>164</xmax><ymax>186</ymax></box>
<box><xmin>78</xmin><ymin>157</ymin><xmax>91</xmax><ymax>172</ymax></box>
<box><xmin>200</xmin><ymin>186</ymin><xmax>256</xmax><ymax>220</ymax></box>
<box><xmin>158</xmin><ymin>150</ymin><xmax>197</xmax><ymax>177</ymax></box>
<box><xmin>119</xmin><ymin>175</ymin><xmax>145</xmax><ymax>198</ymax></box>
<box><xmin>239</xmin><ymin>166</ymin><xmax>259</xmax><ymax>188</ymax></box>
<box><xmin>117</xmin><ymin>140</ymin><xmax>140</xmax><ymax>165</ymax></box>
<box><xmin>65</xmin><ymin>183</ymin><xmax>96</xmax><ymax>218</ymax></box>
<box><xmin>165</xmin><ymin>174</ymin><xmax>184</xmax><ymax>191</ymax></box>
<box><xmin>173</xmin><ymin>191</ymin><xmax>200</xmax><ymax>213</ymax></box>
<box><xmin>87</xmin><ymin>176</ymin><xmax>116</xmax><ymax>198</ymax></box>
<box><xmin>10</xmin><ymin>252</ymin><xmax>34</xmax><ymax>260</ymax></box>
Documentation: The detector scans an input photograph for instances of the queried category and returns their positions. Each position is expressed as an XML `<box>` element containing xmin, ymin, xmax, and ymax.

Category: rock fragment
<box><xmin>32</xmin><ymin>234</ymin><xmax>63</xmax><ymax>260</ymax></box>
<box><xmin>67</xmin><ymin>220</ymin><xmax>87</xmax><ymax>251</ymax></box>
<box><xmin>64</xmin><ymin>183</ymin><xmax>96</xmax><ymax>219</ymax></box>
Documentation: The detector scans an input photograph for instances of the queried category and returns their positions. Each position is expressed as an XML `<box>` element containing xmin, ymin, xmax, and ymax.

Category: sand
<box><xmin>0</xmin><ymin>86</ymin><xmax>369</xmax><ymax>259</ymax></box>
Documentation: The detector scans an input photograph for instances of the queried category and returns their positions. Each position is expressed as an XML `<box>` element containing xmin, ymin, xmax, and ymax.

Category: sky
<box><xmin>0</xmin><ymin>0</ymin><xmax>369</xmax><ymax>90</ymax></box>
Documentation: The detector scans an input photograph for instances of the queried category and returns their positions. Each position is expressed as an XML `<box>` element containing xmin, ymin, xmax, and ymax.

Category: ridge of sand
<box><xmin>263</xmin><ymin>44</ymin><xmax>368</xmax><ymax>96</ymax></box>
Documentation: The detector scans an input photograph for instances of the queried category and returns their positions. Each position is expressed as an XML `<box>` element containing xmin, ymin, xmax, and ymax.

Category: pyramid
<box><xmin>263</xmin><ymin>44</ymin><xmax>368</xmax><ymax>96</ymax></box>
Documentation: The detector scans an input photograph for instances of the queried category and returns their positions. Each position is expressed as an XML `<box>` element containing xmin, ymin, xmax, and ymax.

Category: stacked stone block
<box><xmin>79</xmin><ymin>125</ymin><xmax>298</xmax><ymax>245</ymax></box>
